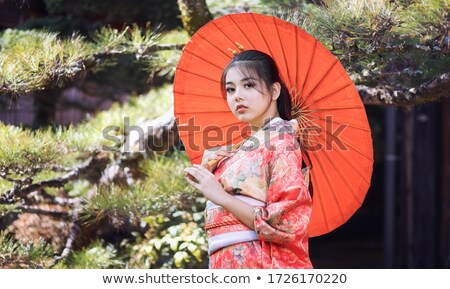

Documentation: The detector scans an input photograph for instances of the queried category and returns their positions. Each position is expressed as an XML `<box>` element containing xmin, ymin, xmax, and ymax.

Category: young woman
<box><xmin>183</xmin><ymin>50</ymin><xmax>313</xmax><ymax>269</ymax></box>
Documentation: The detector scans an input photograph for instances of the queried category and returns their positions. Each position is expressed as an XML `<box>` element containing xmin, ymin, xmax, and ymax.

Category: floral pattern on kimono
<box><xmin>204</xmin><ymin>117</ymin><xmax>313</xmax><ymax>269</ymax></box>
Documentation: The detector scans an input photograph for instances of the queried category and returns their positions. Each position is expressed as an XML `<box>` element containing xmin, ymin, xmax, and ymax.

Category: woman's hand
<box><xmin>184</xmin><ymin>164</ymin><xmax>228</xmax><ymax>205</ymax></box>
<box><xmin>184</xmin><ymin>164</ymin><xmax>257</xmax><ymax>230</ymax></box>
<box><xmin>202</xmin><ymin>146</ymin><xmax>237</xmax><ymax>172</ymax></box>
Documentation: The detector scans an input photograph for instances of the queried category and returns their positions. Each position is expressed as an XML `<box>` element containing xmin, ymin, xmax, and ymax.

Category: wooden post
<box><xmin>384</xmin><ymin>106</ymin><xmax>397</xmax><ymax>268</ymax></box>
<box><xmin>411</xmin><ymin>103</ymin><xmax>440</xmax><ymax>268</ymax></box>
<box><xmin>404</xmin><ymin>108</ymin><xmax>414</xmax><ymax>268</ymax></box>
<box><xmin>441</xmin><ymin>98</ymin><xmax>449</xmax><ymax>268</ymax></box>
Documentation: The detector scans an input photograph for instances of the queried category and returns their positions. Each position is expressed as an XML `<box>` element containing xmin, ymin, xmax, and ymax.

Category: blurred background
<box><xmin>0</xmin><ymin>0</ymin><xmax>448</xmax><ymax>269</ymax></box>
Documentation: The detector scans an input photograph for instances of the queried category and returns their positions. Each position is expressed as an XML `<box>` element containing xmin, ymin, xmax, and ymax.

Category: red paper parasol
<box><xmin>173</xmin><ymin>13</ymin><xmax>373</xmax><ymax>237</ymax></box>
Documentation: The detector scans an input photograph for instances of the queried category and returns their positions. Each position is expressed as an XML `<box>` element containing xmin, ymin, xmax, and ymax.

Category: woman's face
<box><xmin>225</xmin><ymin>66</ymin><xmax>280</xmax><ymax>130</ymax></box>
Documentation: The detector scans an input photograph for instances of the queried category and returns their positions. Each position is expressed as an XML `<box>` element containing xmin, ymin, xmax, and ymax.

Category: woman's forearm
<box><xmin>215</xmin><ymin>190</ymin><xmax>257</xmax><ymax>230</ymax></box>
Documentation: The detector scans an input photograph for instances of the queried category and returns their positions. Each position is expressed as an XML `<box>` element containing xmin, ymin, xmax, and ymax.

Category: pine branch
<box><xmin>379</xmin><ymin>42</ymin><xmax>446</xmax><ymax>54</ymax></box>
<box><xmin>0</xmin><ymin>171</ymin><xmax>26</xmax><ymax>184</ymax></box>
<box><xmin>50</xmin><ymin>222</ymin><xmax>81</xmax><ymax>268</ymax></box>
<box><xmin>99</xmin><ymin>108</ymin><xmax>180</xmax><ymax>187</ymax></box>
<box><xmin>359</xmin><ymin>72</ymin><xmax>450</xmax><ymax>106</ymax></box>
<box><xmin>90</xmin><ymin>43</ymin><xmax>186</xmax><ymax>60</ymax></box>
<box><xmin>19</xmin><ymin>205</ymin><xmax>71</xmax><ymax>219</ymax></box>
<box><xmin>47</xmin><ymin>164</ymin><xmax>74</xmax><ymax>173</ymax></box>
<box><xmin>0</xmin><ymin>25</ymin><xmax>186</xmax><ymax>95</ymax></box>
<box><xmin>0</xmin><ymin>151</ymin><xmax>109</xmax><ymax>204</ymax></box>
<box><xmin>121</xmin><ymin>107</ymin><xmax>179</xmax><ymax>156</ymax></box>
<box><xmin>27</xmin><ymin>190</ymin><xmax>82</xmax><ymax>206</ymax></box>
<box><xmin>333</xmin><ymin>42</ymin><xmax>447</xmax><ymax>60</ymax></box>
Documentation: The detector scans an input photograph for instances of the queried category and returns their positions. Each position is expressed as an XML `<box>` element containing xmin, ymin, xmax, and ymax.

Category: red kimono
<box><xmin>203</xmin><ymin>117</ymin><xmax>313</xmax><ymax>269</ymax></box>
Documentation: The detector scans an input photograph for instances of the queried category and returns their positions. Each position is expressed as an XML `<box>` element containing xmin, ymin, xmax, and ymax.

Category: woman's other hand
<box><xmin>201</xmin><ymin>145</ymin><xmax>237</xmax><ymax>172</ymax></box>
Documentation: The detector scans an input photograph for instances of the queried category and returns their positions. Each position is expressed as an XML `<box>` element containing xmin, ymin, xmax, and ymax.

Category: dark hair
<box><xmin>220</xmin><ymin>50</ymin><xmax>292</xmax><ymax>120</ymax></box>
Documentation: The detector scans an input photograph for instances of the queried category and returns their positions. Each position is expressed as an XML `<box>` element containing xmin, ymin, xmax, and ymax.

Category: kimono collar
<box><xmin>260</xmin><ymin>116</ymin><xmax>284</xmax><ymax>131</ymax></box>
<box><xmin>247</xmin><ymin>117</ymin><xmax>297</xmax><ymax>142</ymax></box>
<box><xmin>255</xmin><ymin>116</ymin><xmax>297</xmax><ymax>136</ymax></box>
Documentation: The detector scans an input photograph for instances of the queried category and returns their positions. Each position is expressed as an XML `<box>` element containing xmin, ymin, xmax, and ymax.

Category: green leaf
<box><xmin>152</xmin><ymin>239</ymin><xmax>162</xmax><ymax>251</ymax></box>
<box><xmin>187</xmin><ymin>243</ymin><xmax>197</xmax><ymax>253</ymax></box>
<box><xmin>173</xmin><ymin>251</ymin><xmax>189</xmax><ymax>268</ymax></box>
<box><xmin>169</xmin><ymin>239</ymin><xmax>179</xmax><ymax>251</ymax></box>
<box><xmin>179</xmin><ymin>242</ymin><xmax>189</xmax><ymax>250</ymax></box>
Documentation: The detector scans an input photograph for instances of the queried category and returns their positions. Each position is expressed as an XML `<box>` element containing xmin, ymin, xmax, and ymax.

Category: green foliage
<box><xmin>60</xmin><ymin>84</ymin><xmax>173</xmax><ymax>152</ymax></box>
<box><xmin>122</xmin><ymin>210</ymin><xmax>207</xmax><ymax>269</ymax></box>
<box><xmin>0</xmin><ymin>29</ymin><xmax>91</xmax><ymax>94</ymax></box>
<box><xmin>308</xmin><ymin>0</ymin><xmax>401</xmax><ymax>54</ymax></box>
<box><xmin>0</xmin><ymin>203</ymin><xmax>19</xmax><ymax>218</ymax></box>
<box><xmin>64</xmin><ymin>179</ymin><xmax>92</xmax><ymax>198</ymax></box>
<box><xmin>55</xmin><ymin>240</ymin><xmax>124</xmax><ymax>269</ymax></box>
<box><xmin>64</xmin><ymin>150</ymin><xmax>207</xmax><ymax>269</ymax></box>
<box><xmin>0</xmin><ymin>78</ymin><xmax>209</xmax><ymax>268</ymax></box>
<box><xmin>397</xmin><ymin>0</ymin><xmax>449</xmax><ymax>39</ymax></box>
<box><xmin>159</xmin><ymin>30</ymin><xmax>190</xmax><ymax>44</ymax></box>
<box><xmin>279</xmin><ymin>0</ymin><xmax>450</xmax><ymax>85</ymax></box>
<box><xmin>0</xmin><ymin>25</ymin><xmax>166</xmax><ymax>95</ymax></box>
<box><xmin>155</xmin><ymin>30</ymin><xmax>190</xmax><ymax>79</ymax></box>
<box><xmin>260</xmin><ymin>0</ymin><xmax>307</xmax><ymax>10</ymax></box>
<box><xmin>80</xmin><ymin>150</ymin><xmax>199</xmax><ymax>220</ymax></box>
<box><xmin>0</xmin><ymin>232</ymin><xmax>54</xmax><ymax>268</ymax></box>
<box><xmin>138</xmin><ymin>152</ymin><xmax>198</xmax><ymax>211</ymax></box>
<box><xmin>0</xmin><ymin>123</ymin><xmax>62</xmax><ymax>175</ymax></box>
<box><xmin>91</xmin><ymin>24</ymin><xmax>161</xmax><ymax>57</ymax></box>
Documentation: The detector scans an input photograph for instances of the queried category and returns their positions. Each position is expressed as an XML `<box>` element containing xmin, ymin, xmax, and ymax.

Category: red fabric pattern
<box><xmin>206</xmin><ymin>118</ymin><xmax>313</xmax><ymax>269</ymax></box>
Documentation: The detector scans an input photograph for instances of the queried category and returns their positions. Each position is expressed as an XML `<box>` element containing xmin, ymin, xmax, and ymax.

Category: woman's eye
<box><xmin>226</xmin><ymin>87</ymin><xmax>235</xmax><ymax>93</ymax></box>
<box><xmin>244</xmin><ymin>83</ymin><xmax>254</xmax><ymax>88</ymax></box>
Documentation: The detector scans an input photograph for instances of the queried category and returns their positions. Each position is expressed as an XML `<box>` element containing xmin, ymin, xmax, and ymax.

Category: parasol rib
<box><xmin>228</xmin><ymin>14</ymin><xmax>256</xmax><ymax>48</ymax></box>
<box><xmin>183</xmin><ymin>48</ymin><xmax>225</xmax><ymax>70</ymax></box>
<box><xmin>318</xmin><ymin>127</ymin><xmax>374</xmax><ymax>163</ymax></box>
<box><xmin>301</xmin><ymin>81</ymin><xmax>354</xmax><ymax>110</ymax></box>
<box><xmin>313</xmin><ymin>134</ymin><xmax>369</xmax><ymax>204</ymax></box>
<box><xmin>178</xmin><ymin>120</ymin><xmax>244</xmax><ymax>137</ymax></box>
<box><xmin>333</xmin><ymin>140</ymin><xmax>373</xmax><ymax>164</ymax></box>
<box><xmin>303</xmin><ymin>59</ymin><xmax>339</xmax><ymax>102</ymax></box>
<box><xmin>196</xmin><ymin>30</ymin><xmax>234</xmax><ymax>59</ymax></box>
<box><xmin>251</xmin><ymin>13</ymin><xmax>273</xmax><ymax>56</ymax></box>
<box><xmin>173</xmin><ymin>90</ymin><xmax>224</xmax><ymax>99</ymax></box>
<box><xmin>176</xmin><ymin>110</ymin><xmax>231</xmax><ymax>115</ymax></box>
<box><xmin>315</xmin><ymin>116</ymin><xmax>371</xmax><ymax>132</ymax></box>
<box><xmin>273</xmin><ymin>16</ymin><xmax>291</xmax><ymax>83</ymax></box>
<box><xmin>311</xmin><ymin>151</ymin><xmax>346</xmax><ymax>221</ymax></box>
<box><xmin>176</xmin><ymin>67</ymin><xmax>220</xmax><ymax>83</ymax></box>
<box><xmin>299</xmin><ymin>39</ymin><xmax>317</xmax><ymax>104</ymax></box>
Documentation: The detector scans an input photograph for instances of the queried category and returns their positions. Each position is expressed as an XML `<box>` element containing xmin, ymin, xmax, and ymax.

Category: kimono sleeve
<box><xmin>253</xmin><ymin>135</ymin><xmax>312</xmax><ymax>244</ymax></box>
<box><xmin>201</xmin><ymin>145</ymin><xmax>233</xmax><ymax>165</ymax></box>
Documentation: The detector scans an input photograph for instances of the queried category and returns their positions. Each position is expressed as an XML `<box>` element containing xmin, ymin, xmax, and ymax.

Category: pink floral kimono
<box><xmin>203</xmin><ymin>117</ymin><xmax>313</xmax><ymax>269</ymax></box>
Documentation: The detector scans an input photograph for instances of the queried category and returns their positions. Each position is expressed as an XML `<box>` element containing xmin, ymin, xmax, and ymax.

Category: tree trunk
<box><xmin>177</xmin><ymin>0</ymin><xmax>213</xmax><ymax>36</ymax></box>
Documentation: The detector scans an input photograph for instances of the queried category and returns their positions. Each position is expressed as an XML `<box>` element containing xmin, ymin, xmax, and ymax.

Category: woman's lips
<box><xmin>236</xmin><ymin>105</ymin><xmax>248</xmax><ymax>113</ymax></box>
